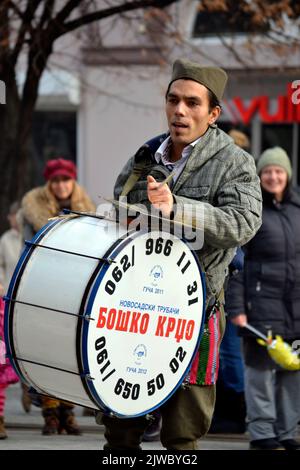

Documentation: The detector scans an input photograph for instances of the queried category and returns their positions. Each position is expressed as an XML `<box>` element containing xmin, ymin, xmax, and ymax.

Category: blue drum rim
<box><xmin>80</xmin><ymin>229</ymin><xmax>206</xmax><ymax>418</ymax></box>
<box><xmin>4</xmin><ymin>219</ymin><xmax>62</xmax><ymax>386</ymax></box>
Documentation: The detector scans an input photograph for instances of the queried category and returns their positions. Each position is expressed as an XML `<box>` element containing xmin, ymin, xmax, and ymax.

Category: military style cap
<box><xmin>168</xmin><ymin>59</ymin><xmax>228</xmax><ymax>102</ymax></box>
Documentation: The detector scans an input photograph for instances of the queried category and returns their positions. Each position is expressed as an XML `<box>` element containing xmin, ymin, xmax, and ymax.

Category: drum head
<box><xmin>81</xmin><ymin>230</ymin><xmax>205</xmax><ymax>417</ymax></box>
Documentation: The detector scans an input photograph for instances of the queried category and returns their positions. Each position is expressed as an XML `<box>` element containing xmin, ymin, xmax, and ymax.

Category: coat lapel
<box><xmin>172</xmin><ymin>126</ymin><xmax>229</xmax><ymax>193</ymax></box>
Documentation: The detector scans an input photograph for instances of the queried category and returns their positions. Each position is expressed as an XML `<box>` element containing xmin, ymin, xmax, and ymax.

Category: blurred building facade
<box><xmin>32</xmin><ymin>0</ymin><xmax>300</xmax><ymax>202</ymax></box>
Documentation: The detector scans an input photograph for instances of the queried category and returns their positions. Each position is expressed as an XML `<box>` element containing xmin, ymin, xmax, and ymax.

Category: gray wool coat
<box><xmin>114</xmin><ymin>125</ymin><xmax>262</xmax><ymax>305</ymax></box>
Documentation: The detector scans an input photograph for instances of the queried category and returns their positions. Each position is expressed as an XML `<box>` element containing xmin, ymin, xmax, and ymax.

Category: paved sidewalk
<box><xmin>2</xmin><ymin>383</ymin><xmax>298</xmax><ymax>463</ymax></box>
<box><xmin>0</xmin><ymin>383</ymin><xmax>279</xmax><ymax>451</ymax></box>
<box><xmin>4</xmin><ymin>384</ymin><xmax>100</xmax><ymax>433</ymax></box>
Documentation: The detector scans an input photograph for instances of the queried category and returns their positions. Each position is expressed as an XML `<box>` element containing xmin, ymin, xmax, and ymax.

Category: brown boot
<box><xmin>0</xmin><ymin>416</ymin><xmax>7</xmax><ymax>439</ymax></box>
<box><xmin>82</xmin><ymin>407</ymin><xmax>95</xmax><ymax>417</ymax></box>
<box><xmin>21</xmin><ymin>383</ymin><xmax>31</xmax><ymax>413</ymax></box>
<box><xmin>58</xmin><ymin>405</ymin><xmax>81</xmax><ymax>435</ymax></box>
<box><xmin>42</xmin><ymin>408</ymin><xmax>59</xmax><ymax>435</ymax></box>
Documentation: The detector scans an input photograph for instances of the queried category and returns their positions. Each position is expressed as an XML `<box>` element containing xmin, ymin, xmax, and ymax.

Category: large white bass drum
<box><xmin>4</xmin><ymin>214</ymin><xmax>205</xmax><ymax>417</ymax></box>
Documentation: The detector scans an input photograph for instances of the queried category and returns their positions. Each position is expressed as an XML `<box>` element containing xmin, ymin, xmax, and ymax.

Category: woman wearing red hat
<box><xmin>21</xmin><ymin>159</ymin><xmax>95</xmax><ymax>240</ymax></box>
<box><xmin>20</xmin><ymin>158</ymin><xmax>95</xmax><ymax>435</ymax></box>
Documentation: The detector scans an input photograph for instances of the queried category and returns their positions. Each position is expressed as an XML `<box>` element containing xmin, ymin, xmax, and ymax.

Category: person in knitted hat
<box><xmin>98</xmin><ymin>59</ymin><xmax>262</xmax><ymax>450</ymax></box>
<box><xmin>226</xmin><ymin>146</ymin><xmax>300</xmax><ymax>450</ymax></box>
<box><xmin>19</xmin><ymin>158</ymin><xmax>95</xmax><ymax>436</ymax></box>
<box><xmin>256</xmin><ymin>147</ymin><xmax>292</xmax><ymax>201</ymax></box>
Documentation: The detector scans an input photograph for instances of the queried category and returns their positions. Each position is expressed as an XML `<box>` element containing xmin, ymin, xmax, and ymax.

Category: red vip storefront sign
<box><xmin>229</xmin><ymin>82</ymin><xmax>300</xmax><ymax>125</ymax></box>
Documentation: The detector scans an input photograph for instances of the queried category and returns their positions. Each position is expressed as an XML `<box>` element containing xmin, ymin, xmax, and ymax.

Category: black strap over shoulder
<box><xmin>121</xmin><ymin>133</ymin><xmax>169</xmax><ymax>197</ymax></box>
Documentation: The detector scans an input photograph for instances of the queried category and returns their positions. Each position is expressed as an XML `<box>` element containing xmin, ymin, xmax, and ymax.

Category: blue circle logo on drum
<box><xmin>149</xmin><ymin>265</ymin><xmax>163</xmax><ymax>287</ymax></box>
<box><xmin>133</xmin><ymin>344</ymin><xmax>147</xmax><ymax>366</ymax></box>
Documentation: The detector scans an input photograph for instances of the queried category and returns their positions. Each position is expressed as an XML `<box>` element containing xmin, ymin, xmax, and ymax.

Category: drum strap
<box><xmin>120</xmin><ymin>133</ymin><xmax>168</xmax><ymax>197</ymax></box>
<box><xmin>216</xmin><ymin>287</ymin><xmax>225</xmax><ymax>305</ymax></box>
<box><xmin>206</xmin><ymin>287</ymin><xmax>225</xmax><ymax>319</ymax></box>
<box><xmin>120</xmin><ymin>162</ymin><xmax>146</xmax><ymax>197</ymax></box>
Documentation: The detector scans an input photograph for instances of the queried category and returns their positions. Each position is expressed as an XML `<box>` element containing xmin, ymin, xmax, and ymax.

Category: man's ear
<box><xmin>209</xmin><ymin>106</ymin><xmax>221</xmax><ymax>125</ymax></box>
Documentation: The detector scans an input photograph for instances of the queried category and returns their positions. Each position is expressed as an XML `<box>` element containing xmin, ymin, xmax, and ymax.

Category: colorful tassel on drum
<box><xmin>189</xmin><ymin>309</ymin><xmax>222</xmax><ymax>386</ymax></box>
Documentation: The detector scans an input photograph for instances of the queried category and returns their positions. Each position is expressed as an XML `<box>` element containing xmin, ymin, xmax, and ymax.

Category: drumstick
<box><xmin>156</xmin><ymin>170</ymin><xmax>177</xmax><ymax>189</ymax></box>
<box><xmin>102</xmin><ymin>197</ymin><xmax>196</xmax><ymax>231</ymax></box>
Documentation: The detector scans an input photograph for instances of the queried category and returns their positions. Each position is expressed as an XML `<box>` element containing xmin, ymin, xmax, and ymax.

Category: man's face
<box><xmin>166</xmin><ymin>79</ymin><xmax>220</xmax><ymax>151</ymax></box>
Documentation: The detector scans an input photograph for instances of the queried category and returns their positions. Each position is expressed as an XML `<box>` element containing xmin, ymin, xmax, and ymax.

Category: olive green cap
<box><xmin>168</xmin><ymin>59</ymin><xmax>228</xmax><ymax>102</ymax></box>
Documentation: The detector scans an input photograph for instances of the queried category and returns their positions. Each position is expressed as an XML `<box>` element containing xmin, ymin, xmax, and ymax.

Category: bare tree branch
<box><xmin>52</xmin><ymin>0</ymin><xmax>82</xmax><ymax>26</ymax></box>
<box><xmin>39</xmin><ymin>0</ymin><xmax>56</xmax><ymax>29</ymax></box>
<box><xmin>0</xmin><ymin>1</ymin><xmax>11</xmax><ymax>68</ymax></box>
<box><xmin>49</xmin><ymin>0</ymin><xmax>178</xmax><ymax>39</ymax></box>
<box><xmin>217</xmin><ymin>34</ymin><xmax>251</xmax><ymax>69</ymax></box>
<box><xmin>10</xmin><ymin>0</ymin><xmax>43</xmax><ymax>66</ymax></box>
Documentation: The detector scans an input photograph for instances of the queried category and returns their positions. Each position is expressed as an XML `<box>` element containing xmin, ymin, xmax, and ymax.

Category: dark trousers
<box><xmin>101</xmin><ymin>304</ymin><xmax>226</xmax><ymax>450</ymax></box>
<box><xmin>101</xmin><ymin>383</ymin><xmax>216</xmax><ymax>450</ymax></box>
<box><xmin>219</xmin><ymin>321</ymin><xmax>244</xmax><ymax>393</ymax></box>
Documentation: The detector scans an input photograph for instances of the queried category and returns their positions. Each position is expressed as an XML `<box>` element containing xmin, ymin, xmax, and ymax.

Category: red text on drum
<box><xmin>96</xmin><ymin>306</ymin><xmax>195</xmax><ymax>343</ymax></box>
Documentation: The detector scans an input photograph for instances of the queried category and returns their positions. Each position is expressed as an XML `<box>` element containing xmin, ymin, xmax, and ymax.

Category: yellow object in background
<box><xmin>257</xmin><ymin>335</ymin><xmax>300</xmax><ymax>371</ymax></box>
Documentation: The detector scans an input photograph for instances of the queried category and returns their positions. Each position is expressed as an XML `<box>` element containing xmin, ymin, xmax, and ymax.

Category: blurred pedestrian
<box><xmin>228</xmin><ymin>129</ymin><xmax>250</xmax><ymax>152</ymax></box>
<box><xmin>210</xmin><ymin>129</ymin><xmax>251</xmax><ymax>434</ymax></box>
<box><xmin>0</xmin><ymin>202</ymin><xmax>30</xmax><ymax>415</ymax></box>
<box><xmin>0</xmin><ymin>202</ymin><xmax>22</xmax><ymax>295</ymax></box>
<box><xmin>20</xmin><ymin>158</ymin><xmax>95</xmax><ymax>435</ymax></box>
<box><xmin>227</xmin><ymin>147</ymin><xmax>300</xmax><ymax>450</ymax></box>
<box><xmin>210</xmin><ymin>247</ymin><xmax>246</xmax><ymax>434</ymax></box>
<box><xmin>0</xmin><ymin>295</ymin><xmax>19</xmax><ymax>439</ymax></box>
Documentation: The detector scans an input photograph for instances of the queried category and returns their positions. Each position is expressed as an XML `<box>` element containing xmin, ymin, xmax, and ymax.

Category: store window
<box><xmin>192</xmin><ymin>3</ymin><xmax>269</xmax><ymax>38</ymax></box>
<box><xmin>261</xmin><ymin>124</ymin><xmax>293</xmax><ymax>156</ymax></box>
<box><xmin>30</xmin><ymin>111</ymin><xmax>77</xmax><ymax>186</ymax></box>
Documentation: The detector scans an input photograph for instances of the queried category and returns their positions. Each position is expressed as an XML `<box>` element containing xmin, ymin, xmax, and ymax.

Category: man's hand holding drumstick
<box><xmin>147</xmin><ymin>172</ymin><xmax>175</xmax><ymax>218</ymax></box>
